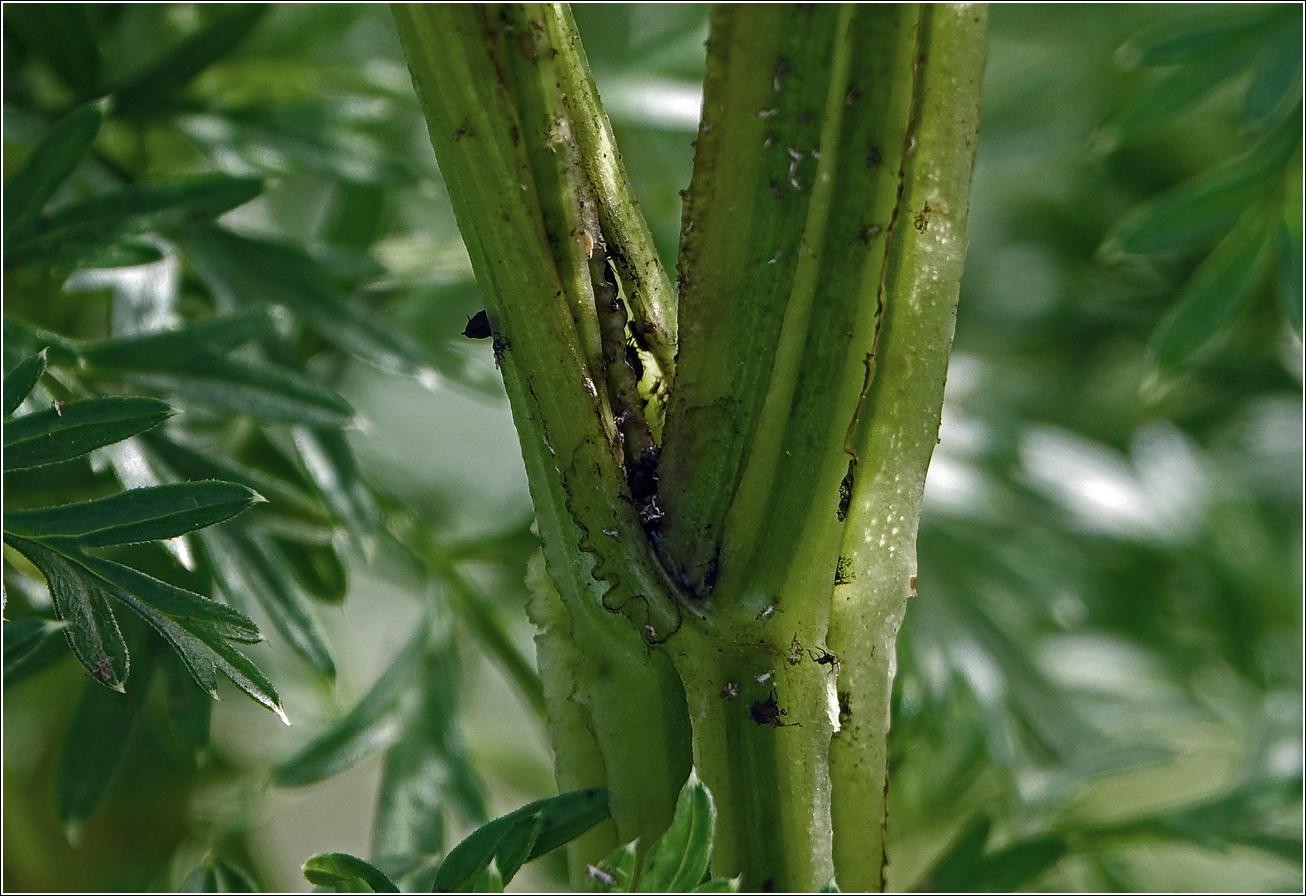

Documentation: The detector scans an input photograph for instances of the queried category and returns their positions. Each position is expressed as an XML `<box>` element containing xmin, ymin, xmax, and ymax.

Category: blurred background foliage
<box><xmin>2</xmin><ymin>3</ymin><xmax>1300</xmax><ymax>892</ymax></box>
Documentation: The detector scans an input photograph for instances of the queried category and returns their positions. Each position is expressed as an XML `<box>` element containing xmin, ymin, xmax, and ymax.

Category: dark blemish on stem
<box><xmin>837</xmin><ymin>458</ymin><xmax>855</xmax><ymax>521</ymax></box>
<box><xmin>914</xmin><ymin>202</ymin><xmax>932</xmax><ymax>232</ymax></box>
<box><xmin>835</xmin><ymin>556</ymin><xmax>855</xmax><ymax>585</ymax></box>
<box><xmin>773</xmin><ymin>57</ymin><xmax>791</xmax><ymax>92</ymax></box>
<box><xmin>867</xmin><ymin>145</ymin><xmax>883</xmax><ymax>167</ymax></box>
<box><xmin>769</xmin><ymin>180</ymin><xmax>785</xmax><ymax>200</ymax></box>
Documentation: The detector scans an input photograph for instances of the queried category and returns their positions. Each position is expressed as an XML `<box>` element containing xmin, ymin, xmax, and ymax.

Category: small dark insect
<box><xmin>463</xmin><ymin>310</ymin><xmax>492</xmax><ymax>339</ymax></box>
<box><xmin>914</xmin><ymin>202</ymin><xmax>932</xmax><ymax>233</ymax></box>
<box><xmin>796</xmin><ymin>111</ymin><xmax>811</xmax><ymax>126</ymax></box>
<box><xmin>837</xmin><ymin>459</ymin><xmax>855</xmax><ymax>521</ymax></box>
<box><xmin>808</xmin><ymin>646</ymin><xmax>840</xmax><ymax>674</ymax></box>
<box><xmin>787</xmin><ymin>634</ymin><xmax>803</xmax><ymax>666</ymax></box>
<box><xmin>867</xmin><ymin>145</ymin><xmax>883</xmax><ymax>167</ymax></box>
<box><xmin>492</xmin><ymin>334</ymin><xmax>509</xmax><ymax>366</ymax></box>
<box><xmin>721</xmin><ymin>681</ymin><xmax>741</xmax><ymax>700</ymax></box>
<box><xmin>845</xmin><ymin>86</ymin><xmax>862</xmax><ymax>107</ymax></box>
<box><xmin>773</xmin><ymin>57</ymin><xmax>791</xmax><ymax>92</ymax></box>
<box><xmin>769</xmin><ymin>180</ymin><xmax>785</xmax><ymax>200</ymax></box>
<box><xmin>90</xmin><ymin>656</ymin><xmax>114</xmax><ymax>683</ymax></box>
<box><xmin>452</xmin><ymin>125</ymin><xmax>468</xmax><ymax>141</ymax></box>
<box><xmin>750</xmin><ymin>691</ymin><xmax>798</xmax><ymax>728</ymax></box>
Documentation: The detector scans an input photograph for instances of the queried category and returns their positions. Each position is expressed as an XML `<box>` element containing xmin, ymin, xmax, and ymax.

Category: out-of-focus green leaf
<box><xmin>1244</xmin><ymin>23</ymin><xmax>1302</xmax><ymax>130</ymax></box>
<box><xmin>1101</xmin><ymin>110</ymin><xmax>1300</xmax><ymax>256</ymax></box>
<box><xmin>433</xmin><ymin>788</ymin><xmax>610</xmax><ymax>892</ymax></box>
<box><xmin>636</xmin><ymin>770</ymin><xmax>715</xmax><ymax>893</ymax></box>
<box><xmin>290</xmin><ymin>426</ymin><xmax>379</xmax><ymax>534</ymax></box>
<box><xmin>2</xmin><ymin>318</ymin><xmax>81</xmax><ymax>368</ymax></box>
<box><xmin>2</xmin><ymin>102</ymin><xmax>104</xmax><ymax>241</ymax></box>
<box><xmin>4</xmin><ymin>4</ymin><xmax>101</xmax><ymax>98</ymax></box>
<box><xmin>2</xmin><ymin>617</ymin><xmax>69</xmax><ymax>686</ymax></box>
<box><xmin>4</xmin><ymin>176</ymin><xmax>264</xmax><ymax>270</ymax></box>
<box><xmin>921</xmin><ymin>814</ymin><xmax>990</xmax><ymax>892</ymax></box>
<box><xmin>76</xmin><ymin>239</ymin><xmax>167</xmax><ymax>269</ymax></box>
<box><xmin>302</xmin><ymin>852</ymin><xmax>400</xmax><ymax>893</ymax></box>
<box><xmin>974</xmin><ymin>835</ymin><xmax>1066</xmax><ymax>891</ymax></box>
<box><xmin>273</xmin><ymin>620</ymin><xmax>422</xmax><ymax>786</ymax></box>
<box><xmin>122</xmin><ymin>353</ymin><xmax>354</xmax><ymax>427</ymax></box>
<box><xmin>691</xmin><ymin>878</ymin><xmax>741</xmax><ymax>893</ymax></box>
<box><xmin>371</xmin><ymin>602</ymin><xmax>487</xmax><ymax>873</ymax></box>
<box><xmin>273</xmin><ymin>535</ymin><xmax>347</xmax><ymax>603</ymax></box>
<box><xmin>80</xmin><ymin>309</ymin><xmax>276</xmax><ymax>370</ymax></box>
<box><xmin>1276</xmin><ymin>228</ymin><xmax>1303</xmax><ymax>335</ymax></box>
<box><xmin>113</xmin><ymin>5</ymin><xmax>270</xmax><ymax>117</ymax></box>
<box><xmin>202</xmin><ymin>527</ymin><xmax>335</xmax><ymax>677</ymax></box>
<box><xmin>180</xmin><ymin>226</ymin><xmax>430</xmax><ymax>379</ymax></box>
<box><xmin>587</xmin><ymin>841</ymin><xmax>638</xmax><ymax>892</ymax></box>
<box><xmin>1148</xmin><ymin>206</ymin><xmax>1278</xmax><ymax>377</ymax></box>
<box><xmin>5</xmin><ymin>537</ymin><xmax>130</xmax><ymax>692</ymax></box>
<box><xmin>2</xmin><ymin>396</ymin><xmax>172</xmax><ymax>471</ymax></box>
<box><xmin>1121</xmin><ymin>9</ymin><xmax>1277</xmax><ymax>67</ymax></box>
<box><xmin>182</xmin><ymin>854</ymin><xmax>258</xmax><ymax>892</ymax></box>
<box><xmin>162</xmin><ymin>651</ymin><xmax>213</xmax><ymax>757</ymax></box>
<box><xmin>3</xmin><ymin>349</ymin><xmax>49</xmax><ymax>417</ymax></box>
<box><xmin>142</xmin><ymin>431</ymin><xmax>322</xmax><ymax>520</ymax></box>
<box><xmin>473</xmin><ymin>865</ymin><xmax>503</xmax><ymax>893</ymax></box>
<box><xmin>1105</xmin><ymin>51</ymin><xmax>1249</xmax><ymax>141</ymax></box>
<box><xmin>3</xmin><ymin>481</ymin><xmax>263</xmax><ymax>546</ymax></box>
<box><xmin>55</xmin><ymin>638</ymin><xmax>159</xmax><ymax>832</ymax></box>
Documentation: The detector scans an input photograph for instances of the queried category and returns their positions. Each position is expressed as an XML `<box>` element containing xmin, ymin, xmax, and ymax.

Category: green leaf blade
<box><xmin>636</xmin><ymin>770</ymin><xmax>715</xmax><ymax>893</ymax></box>
<box><xmin>2</xmin><ymin>102</ymin><xmax>104</xmax><ymax>240</ymax></box>
<box><xmin>302</xmin><ymin>852</ymin><xmax>400</xmax><ymax>893</ymax></box>
<box><xmin>2</xmin><ymin>396</ymin><xmax>173</xmax><ymax>471</ymax></box>
<box><xmin>4</xmin><ymin>349</ymin><xmax>49</xmax><ymax>417</ymax></box>
<box><xmin>3</xmin><ymin>481</ymin><xmax>263</xmax><ymax>546</ymax></box>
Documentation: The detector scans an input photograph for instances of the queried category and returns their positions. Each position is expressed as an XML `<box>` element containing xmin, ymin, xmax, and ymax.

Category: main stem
<box><xmin>395</xmin><ymin>4</ymin><xmax>986</xmax><ymax>891</ymax></box>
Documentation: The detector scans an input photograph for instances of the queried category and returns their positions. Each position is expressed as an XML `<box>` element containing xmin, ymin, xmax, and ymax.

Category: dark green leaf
<box><xmin>4</xmin><ymin>536</ymin><xmax>130</xmax><ymax>692</ymax></box>
<box><xmin>55</xmin><ymin>639</ymin><xmax>159</xmax><ymax>831</ymax></box>
<box><xmin>493</xmin><ymin>812</ymin><xmax>545</xmax><ymax>886</ymax></box>
<box><xmin>434</xmin><ymin>788</ymin><xmax>610</xmax><ymax>892</ymax></box>
<box><xmin>4</xmin><ymin>349</ymin><xmax>49</xmax><ymax>417</ymax></box>
<box><xmin>76</xmin><ymin>239</ymin><xmax>167</xmax><ymax>269</ymax></box>
<box><xmin>69</xmin><ymin>547</ymin><xmax>262</xmax><ymax>641</ymax></box>
<box><xmin>109</xmin><ymin>583</ymin><xmax>285</xmax><ymax>721</ymax></box>
<box><xmin>302</xmin><ymin>853</ymin><xmax>400</xmax><ymax>893</ymax></box>
<box><xmin>637</xmin><ymin>770</ymin><xmax>715</xmax><ymax>893</ymax></box>
<box><xmin>1148</xmin><ymin>206</ymin><xmax>1277</xmax><ymax>376</ymax></box>
<box><xmin>274</xmin><ymin>535</ymin><xmax>348</xmax><ymax>603</ymax></box>
<box><xmin>4</xmin><ymin>176</ymin><xmax>264</xmax><ymax>270</ymax></box>
<box><xmin>1105</xmin><ymin>51</ymin><xmax>1250</xmax><ymax>140</ymax></box>
<box><xmin>3</xmin><ymin>481</ymin><xmax>263</xmax><ymax>546</ymax></box>
<box><xmin>123</xmin><ymin>354</ymin><xmax>354</xmax><ymax>427</ymax></box>
<box><xmin>201</xmin><ymin>528</ymin><xmax>335</xmax><ymax>677</ymax></box>
<box><xmin>2</xmin><ymin>617</ymin><xmax>69</xmax><ymax>686</ymax></box>
<box><xmin>2</xmin><ymin>103</ymin><xmax>103</xmax><ymax>242</ymax></box>
<box><xmin>922</xmin><ymin>815</ymin><xmax>991</xmax><ymax>892</ymax></box>
<box><xmin>4</xmin><ymin>5</ymin><xmax>101</xmax><ymax>99</ymax></box>
<box><xmin>273</xmin><ymin>622</ymin><xmax>422</xmax><ymax>786</ymax></box>
<box><xmin>113</xmin><ymin>5</ymin><xmax>270</xmax><ymax>117</ymax></box>
<box><xmin>587</xmin><ymin>841</ymin><xmax>638</xmax><ymax>893</ymax></box>
<box><xmin>974</xmin><ymin>835</ymin><xmax>1066</xmax><ymax>891</ymax></box>
<box><xmin>80</xmin><ymin>309</ymin><xmax>276</xmax><ymax>370</ymax></box>
<box><xmin>2</xmin><ymin>396</ymin><xmax>172</xmax><ymax>471</ymax></box>
<box><xmin>181</xmin><ymin>855</ymin><xmax>258</xmax><ymax>892</ymax></box>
